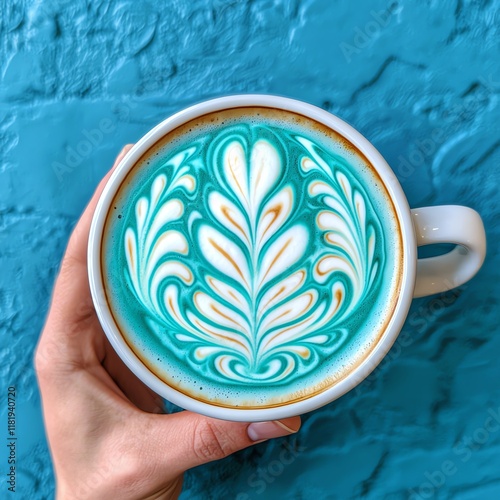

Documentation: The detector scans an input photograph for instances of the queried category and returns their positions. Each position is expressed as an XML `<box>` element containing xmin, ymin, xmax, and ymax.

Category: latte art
<box><xmin>103</xmin><ymin>108</ymin><xmax>402</xmax><ymax>408</ymax></box>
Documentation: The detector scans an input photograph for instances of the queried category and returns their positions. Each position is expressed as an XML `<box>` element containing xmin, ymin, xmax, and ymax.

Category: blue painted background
<box><xmin>1</xmin><ymin>0</ymin><xmax>499</xmax><ymax>498</ymax></box>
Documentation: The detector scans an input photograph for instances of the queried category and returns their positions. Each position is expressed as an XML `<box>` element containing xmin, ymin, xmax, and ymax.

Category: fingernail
<box><xmin>247</xmin><ymin>420</ymin><xmax>300</xmax><ymax>442</ymax></box>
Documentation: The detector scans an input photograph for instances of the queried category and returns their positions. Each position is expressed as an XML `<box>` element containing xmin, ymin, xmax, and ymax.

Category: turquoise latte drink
<box><xmin>102</xmin><ymin>107</ymin><xmax>402</xmax><ymax>409</ymax></box>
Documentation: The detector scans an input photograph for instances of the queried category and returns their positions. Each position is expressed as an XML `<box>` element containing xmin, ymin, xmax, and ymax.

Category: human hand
<box><xmin>35</xmin><ymin>145</ymin><xmax>301</xmax><ymax>500</ymax></box>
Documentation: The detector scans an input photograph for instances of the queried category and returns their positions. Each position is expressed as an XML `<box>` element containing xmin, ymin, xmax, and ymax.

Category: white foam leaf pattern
<box><xmin>162</xmin><ymin>138</ymin><xmax>357</xmax><ymax>383</ymax></box>
<box><xmin>300</xmin><ymin>139</ymin><xmax>381</xmax><ymax>318</ymax></box>
<box><xmin>198</xmin><ymin>224</ymin><xmax>252</xmax><ymax>293</ymax></box>
<box><xmin>125</xmin><ymin>151</ymin><xmax>196</xmax><ymax>319</ymax></box>
<box><xmin>256</xmin><ymin>226</ymin><xmax>308</xmax><ymax>289</ymax></box>
<box><xmin>123</xmin><ymin>134</ymin><xmax>384</xmax><ymax>385</ymax></box>
<box><xmin>208</xmin><ymin>191</ymin><xmax>251</xmax><ymax>246</ymax></box>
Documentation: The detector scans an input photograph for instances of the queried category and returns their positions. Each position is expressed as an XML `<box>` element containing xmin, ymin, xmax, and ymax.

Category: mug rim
<box><xmin>88</xmin><ymin>94</ymin><xmax>416</xmax><ymax>421</ymax></box>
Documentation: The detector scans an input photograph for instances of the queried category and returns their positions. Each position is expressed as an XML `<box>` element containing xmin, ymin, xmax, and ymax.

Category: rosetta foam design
<box><xmin>102</xmin><ymin>108</ymin><xmax>402</xmax><ymax>408</ymax></box>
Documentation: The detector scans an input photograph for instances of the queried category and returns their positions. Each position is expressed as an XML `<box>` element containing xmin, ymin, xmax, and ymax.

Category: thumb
<box><xmin>148</xmin><ymin>411</ymin><xmax>301</xmax><ymax>474</ymax></box>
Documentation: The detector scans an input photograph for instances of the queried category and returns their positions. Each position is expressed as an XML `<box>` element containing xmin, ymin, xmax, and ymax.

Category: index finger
<box><xmin>42</xmin><ymin>145</ymin><xmax>134</xmax><ymax>343</ymax></box>
<box><xmin>65</xmin><ymin>144</ymin><xmax>134</xmax><ymax>268</ymax></box>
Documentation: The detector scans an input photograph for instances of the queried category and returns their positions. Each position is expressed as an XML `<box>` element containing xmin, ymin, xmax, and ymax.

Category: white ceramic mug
<box><xmin>88</xmin><ymin>95</ymin><xmax>486</xmax><ymax>422</ymax></box>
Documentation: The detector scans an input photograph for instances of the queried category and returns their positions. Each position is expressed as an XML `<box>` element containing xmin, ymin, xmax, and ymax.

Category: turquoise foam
<box><xmin>102</xmin><ymin>109</ymin><xmax>401</xmax><ymax>407</ymax></box>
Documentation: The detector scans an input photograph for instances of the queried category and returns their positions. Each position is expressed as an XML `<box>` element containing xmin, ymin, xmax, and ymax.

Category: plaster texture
<box><xmin>0</xmin><ymin>0</ymin><xmax>499</xmax><ymax>498</ymax></box>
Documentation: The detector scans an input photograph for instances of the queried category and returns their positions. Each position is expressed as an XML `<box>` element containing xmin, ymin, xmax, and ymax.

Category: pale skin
<box><xmin>35</xmin><ymin>145</ymin><xmax>301</xmax><ymax>500</ymax></box>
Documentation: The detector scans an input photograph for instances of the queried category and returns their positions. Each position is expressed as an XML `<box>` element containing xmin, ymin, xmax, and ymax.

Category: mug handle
<box><xmin>411</xmin><ymin>206</ymin><xmax>486</xmax><ymax>298</ymax></box>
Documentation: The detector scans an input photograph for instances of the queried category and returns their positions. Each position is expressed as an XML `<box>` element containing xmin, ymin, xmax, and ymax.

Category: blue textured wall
<box><xmin>1</xmin><ymin>0</ymin><xmax>499</xmax><ymax>498</ymax></box>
